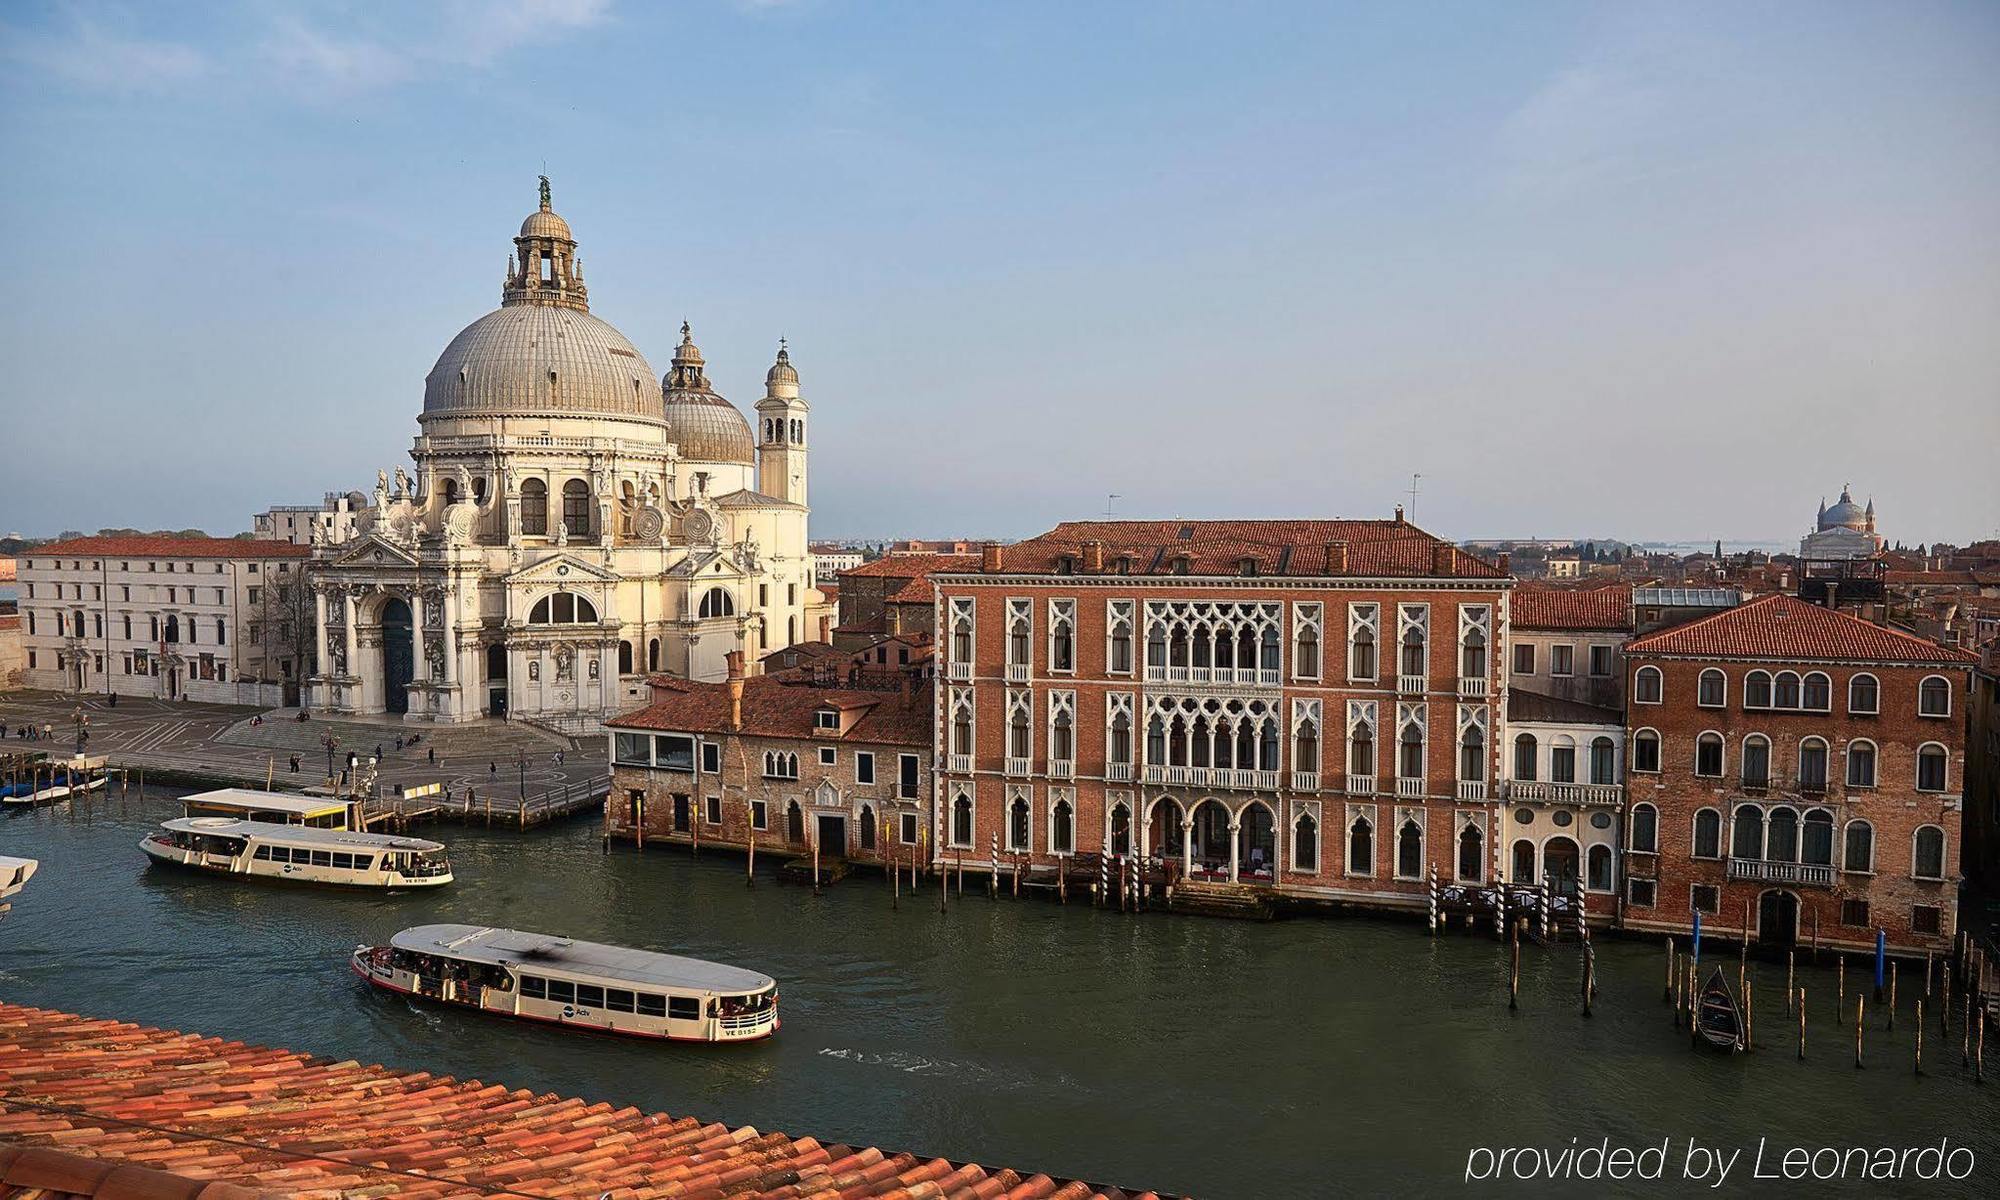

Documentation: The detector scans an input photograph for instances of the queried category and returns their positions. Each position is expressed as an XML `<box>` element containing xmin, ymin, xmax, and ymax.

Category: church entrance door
<box><xmin>381</xmin><ymin>598</ymin><xmax>414</xmax><ymax>715</ymax></box>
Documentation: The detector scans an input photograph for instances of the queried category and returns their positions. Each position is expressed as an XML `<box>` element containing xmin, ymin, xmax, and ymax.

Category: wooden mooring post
<box><xmin>1786</xmin><ymin>951</ymin><xmax>1795</xmax><ymax>1013</ymax></box>
<box><xmin>1855</xmin><ymin>996</ymin><xmax>1866</xmax><ymax>1069</ymax></box>
<box><xmin>1798</xmin><ymin>987</ymin><xmax>1807</xmax><ymax>1060</ymax></box>
<box><xmin>1838</xmin><ymin>955</ymin><xmax>1846</xmax><ymax>1018</ymax></box>
<box><xmin>746</xmin><ymin>809</ymin><xmax>757</xmax><ymax>887</ymax></box>
<box><xmin>1744</xmin><ymin>979</ymin><xmax>1754</xmax><ymax>1050</ymax></box>
<box><xmin>1509</xmin><ymin>933</ymin><xmax>1520</xmax><ymax>1011</ymax></box>
<box><xmin>1888</xmin><ymin>961</ymin><xmax>1897</xmax><ymax>1031</ymax></box>
<box><xmin>1916</xmin><ymin>1001</ymin><xmax>1925</xmax><ymax>1075</ymax></box>
<box><xmin>1665</xmin><ymin>937</ymin><xmax>1675</xmax><ymax>1003</ymax></box>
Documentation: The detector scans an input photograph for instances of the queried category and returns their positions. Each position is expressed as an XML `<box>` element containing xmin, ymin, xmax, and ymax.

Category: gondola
<box><xmin>1694</xmin><ymin>967</ymin><xmax>1744</xmax><ymax>1052</ymax></box>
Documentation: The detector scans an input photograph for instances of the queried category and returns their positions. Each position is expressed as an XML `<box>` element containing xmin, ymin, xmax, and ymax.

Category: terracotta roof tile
<box><xmin>1625</xmin><ymin>593</ymin><xmax>1978</xmax><ymax>664</ymax></box>
<box><xmin>840</xmin><ymin>555</ymin><xmax>982</xmax><ymax>580</ymax></box>
<box><xmin>951</xmin><ymin>520</ymin><xmax>1505</xmax><ymax>580</ymax></box>
<box><xmin>23</xmin><ymin>537</ymin><xmax>311</xmax><ymax>561</ymax></box>
<box><xmin>609</xmin><ymin>673</ymin><xmax>933</xmax><ymax>746</ymax></box>
<box><xmin>1511</xmin><ymin>584</ymin><xmax>1631</xmax><ymax>632</ymax></box>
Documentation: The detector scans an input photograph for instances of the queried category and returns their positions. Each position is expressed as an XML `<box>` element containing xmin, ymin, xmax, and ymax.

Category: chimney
<box><xmin>1325</xmin><ymin>541</ymin><xmax>1349</xmax><ymax>574</ymax></box>
<box><xmin>1497</xmin><ymin>552</ymin><xmax>1511</xmax><ymax>575</ymax></box>
<box><xmin>900</xmin><ymin>670</ymin><xmax>915</xmax><ymax>707</ymax></box>
<box><xmin>725</xmin><ymin>650</ymin><xmax>745</xmax><ymax>731</ymax></box>
<box><xmin>1394</xmin><ymin>503</ymin><xmax>1405</xmax><ymax>523</ymax></box>
<box><xmin>981</xmin><ymin>543</ymin><xmax>1004</xmax><ymax>573</ymax></box>
<box><xmin>1082</xmin><ymin>539</ymin><xmax>1105</xmax><ymax>572</ymax></box>
<box><xmin>1432</xmin><ymin>543</ymin><xmax>1456</xmax><ymax>575</ymax></box>
<box><xmin>817</xmin><ymin>613</ymin><xmax>832</xmax><ymax>641</ymax></box>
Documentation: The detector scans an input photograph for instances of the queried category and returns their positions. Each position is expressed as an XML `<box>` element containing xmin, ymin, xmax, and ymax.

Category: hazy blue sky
<box><xmin>2</xmin><ymin>1</ymin><xmax>1996</xmax><ymax>545</ymax></box>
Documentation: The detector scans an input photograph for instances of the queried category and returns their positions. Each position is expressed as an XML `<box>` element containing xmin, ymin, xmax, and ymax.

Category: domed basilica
<box><xmin>307</xmin><ymin>180</ymin><xmax>815</xmax><ymax>724</ymax></box>
<box><xmin>1799</xmin><ymin>485</ymin><xmax>1884</xmax><ymax>560</ymax></box>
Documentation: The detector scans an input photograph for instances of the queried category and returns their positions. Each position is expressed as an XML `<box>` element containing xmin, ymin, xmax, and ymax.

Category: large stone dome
<box><xmin>421</xmin><ymin>304</ymin><xmax>663</xmax><ymax>423</ymax></box>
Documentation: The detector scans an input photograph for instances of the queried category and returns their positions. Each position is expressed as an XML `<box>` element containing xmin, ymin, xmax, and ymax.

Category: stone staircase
<box><xmin>1167</xmin><ymin>879</ymin><xmax>1277</xmax><ymax>921</ymax></box>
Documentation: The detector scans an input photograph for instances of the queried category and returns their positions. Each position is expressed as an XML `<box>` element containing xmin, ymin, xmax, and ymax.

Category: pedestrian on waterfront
<box><xmin>375</xmin><ymin>743</ymin><xmax>383</xmax><ymax>760</ymax></box>
<box><xmin>427</xmin><ymin>747</ymin><xmax>436</xmax><ymax>765</ymax></box>
<box><xmin>289</xmin><ymin>754</ymin><xmax>300</xmax><ymax>773</ymax></box>
<box><xmin>42</xmin><ymin>724</ymin><xmax>52</xmax><ymax>742</ymax></box>
<box><xmin>488</xmin><ymin>762</ymin><xmax>496</xmax><ymax>779</ymax></box>
<box><xmin>395</xmin><ymin>735</ymin><xmax>404</xmax><ymax>751</ymax></box>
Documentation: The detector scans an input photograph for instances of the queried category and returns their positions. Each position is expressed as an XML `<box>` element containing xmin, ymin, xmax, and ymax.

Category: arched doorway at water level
<box><xmin>1758</xmin><ymin>889</ymin><xmax>1800</xmax><ymax>948</ymax></box>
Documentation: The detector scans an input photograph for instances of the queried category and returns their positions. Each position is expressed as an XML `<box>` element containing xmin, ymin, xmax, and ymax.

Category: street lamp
<box><xmin>517</xmin><ymin>751</ymin><xmax>529</xmax><ymax>805</ymax></box>
<box><xmin>323</xmin><ymin>735</ymin><xmax>340</xmax><ymax>784</ymax></box>
<box><xmin>72</xmin><ymin>706</ymin><xmax>89</xmax><ymax>756</ymax></box>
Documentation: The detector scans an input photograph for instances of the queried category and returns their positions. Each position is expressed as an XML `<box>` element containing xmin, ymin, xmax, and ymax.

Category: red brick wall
<box><xmin>1621</xmin><ymin>654</ymin><xmax>1967</xmax><ymax>952</ymax></box>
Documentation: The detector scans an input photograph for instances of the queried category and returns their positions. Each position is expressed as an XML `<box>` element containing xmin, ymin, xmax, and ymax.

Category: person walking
<box><xmin>427</xmin><ymin>747</ymin><xmax>436</xmax><ymax>766</ymax></box>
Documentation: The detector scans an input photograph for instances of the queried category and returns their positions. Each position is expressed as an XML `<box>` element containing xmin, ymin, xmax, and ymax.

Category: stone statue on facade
<box><xmin>394</xmin><ymin>466</ymin><xmax>413</xmax><ymax>501</ymax></box>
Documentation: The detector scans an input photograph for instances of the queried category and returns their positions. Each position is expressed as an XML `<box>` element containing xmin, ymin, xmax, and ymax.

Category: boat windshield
<box><xmin>151</xmin><ymin>830</ymin><xmax>246</xmax><ymax>855</ymax></box>
<box><xmin>719</xmin><ymin>989</ymin><xmax>777</xmax><ymax>1017</ymax></box>
<box><xmin>387</xmin><ymin>849</ymin><xmax>452</xmax><ymax>878</ymax></box>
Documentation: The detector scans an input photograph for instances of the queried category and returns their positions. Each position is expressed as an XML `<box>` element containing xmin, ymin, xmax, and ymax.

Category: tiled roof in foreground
<box><xmin>1625</xmin><ymin>594</ymin><xmax>1978</xmax><ymax>665</ymax></box>
<box><xmin>953</xmin><ymin>520</ymin><xmax>1507</xmax><ymax>580</ymax></box>
<box><xmin>24</xmin><ymin>537</ymin><xmax>312</xmax><ymax>560</ymax></box>
<box><xmin>0</xmin><ymin>1004</ymin><xmax>1176</xmax><ymax>1199</ymax></box>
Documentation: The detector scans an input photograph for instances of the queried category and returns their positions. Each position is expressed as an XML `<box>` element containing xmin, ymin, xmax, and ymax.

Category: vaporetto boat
<box><xmin>0</xmin><ymin>855</ymin><xmax>36</xmax><ymax>902</ymax></box>
<box><xmin>352</xmin><ymin>924</ymin><xmax>779</xmax><ymax>1043</ymax></box>
<box><xmin>139</xmin><ymin>817</ymin><xmax>453</xmax><ymax>889</ymax></box>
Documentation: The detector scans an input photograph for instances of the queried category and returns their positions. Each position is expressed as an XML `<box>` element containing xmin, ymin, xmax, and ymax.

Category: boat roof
<box><xmin>160</xmin><ymin>817</ymin><xmax>443</xmax><ymax>852</ymax></box>
<box><xmin>388</xmin><ymin>924</ymin><xmax>775</xmax><ymax>995</ymax></box>
<box><xmin>182</xmin><ymin>788</ymin><xmax>347</xmax><ymax>816</ymax></box>
<box><xmin>0</xmin><ymin>855</ymin><xmax>36</xmax><ymax>878</ymax></box>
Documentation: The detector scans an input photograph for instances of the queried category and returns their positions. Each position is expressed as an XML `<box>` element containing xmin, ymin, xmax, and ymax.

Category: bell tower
<box><xmin>756</xmin><ymin>340</ymin><xmax>809</xmax><ymax>506</ymax></box>
<box><xmin>503</xmin><ymin>176</ymin><xmax>588</xmax><ymax>311</ymax></box>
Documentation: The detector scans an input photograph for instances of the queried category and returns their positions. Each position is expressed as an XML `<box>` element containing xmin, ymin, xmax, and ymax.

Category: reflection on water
<box><xmin>2</xmin><ymin>795</ymin><xmax>1996</xmax><ymax>1198</ymax></box>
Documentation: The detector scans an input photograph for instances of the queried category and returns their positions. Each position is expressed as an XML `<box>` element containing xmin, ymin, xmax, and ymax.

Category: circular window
<box><xmin>1590</xmin><ymin>811</ymin><xmax>1612</xmax><ymax>830</ymax></box>
<box><xmin>1552</xmin><ymin>810</ymin><xmax>1574</xmax><ymax>827</ymax></box>
<box><xmin>1513</xmin><ymin>808</ymin><xmax>1534</xmax><ymax>824</ymax></box>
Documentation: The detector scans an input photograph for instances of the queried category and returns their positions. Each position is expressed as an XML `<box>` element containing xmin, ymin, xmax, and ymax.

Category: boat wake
<box><xmin>815</xmin><ymin>1046</ymin><xmax>1026</xmax><ymax>1088</ymax></box>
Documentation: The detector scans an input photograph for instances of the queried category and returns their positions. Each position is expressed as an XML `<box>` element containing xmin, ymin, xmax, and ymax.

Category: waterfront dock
<box><xmin>0</xmin><ymin>1003</ymin><xmax>1179</xmax><ymax>1199</ymax></box>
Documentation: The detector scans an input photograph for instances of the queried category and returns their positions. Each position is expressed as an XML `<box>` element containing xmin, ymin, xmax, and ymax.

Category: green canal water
<box><xmin>2</xmin><ymin>793</ymin><xmax>1996</xmax><ymax>1198</ymax></box>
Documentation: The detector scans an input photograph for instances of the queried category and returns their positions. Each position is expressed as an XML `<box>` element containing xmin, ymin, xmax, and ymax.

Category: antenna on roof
<box><xmin>1105</xmin><ymin>494</ymin><xmax>1121</xmax><ymax>519</ymax></box>
<box><xmin>1407</xmin><ymin>473</ymin><xmax>1422</xmax><ymax>522</ymax></box>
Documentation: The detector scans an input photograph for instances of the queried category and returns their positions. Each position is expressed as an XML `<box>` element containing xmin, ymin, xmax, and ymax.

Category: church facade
<box><xmin>1800</xmin><ymin>486</ymin><xmax>1883</xmax><ymax>560</ymax></box>
<box><xmin>306</xmin><ymin>181</ymin><xmax>814</xmax><ymax>727</ymax></box>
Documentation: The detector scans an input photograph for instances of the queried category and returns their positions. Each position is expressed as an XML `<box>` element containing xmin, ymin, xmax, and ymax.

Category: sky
<box><xmin>1</xmin><ymin>0</ymin><xmax>1997</xmax><ymax>546</ymax></box>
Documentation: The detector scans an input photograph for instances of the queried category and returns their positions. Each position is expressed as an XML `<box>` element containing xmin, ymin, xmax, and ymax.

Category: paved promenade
<box><xmin>0</xmin><ymin>690</ymin><xmax>605</xmax><ymax>800</ymax></box>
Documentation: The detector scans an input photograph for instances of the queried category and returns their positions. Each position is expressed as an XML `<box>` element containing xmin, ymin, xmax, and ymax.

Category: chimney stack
<box><xmin>1497</xmin><ymin>551</ymin><xmax>1511</xmax><ymax>575</ymax></box>
<box><xmin>981</xmin><ymin>543</ymin><xmax>1004</xmax><ymax>573</ymax></box>
<box><xmin>1082</xmin><ymin>539</ymin><xmax>1105</xmax><ymax>572</ymax></box>
<box><xmin>725</xmin><ymin>650</ymin><xmax>746</xmax><ymax>731</ymax></box>
<box><xmin>1394</xmin><ymin>504</ymin><xmax>1405</xmax><ymax>523</ymax></box>
<box><xmin>1325</xmin><ymin>541</ymin><xmax>1349</xmax><ymax>574</ymax></box>
<box><xmin>1432</xmin><ymin>543</ymin><xmax>1456</xmax><ymax>575</ymax></box>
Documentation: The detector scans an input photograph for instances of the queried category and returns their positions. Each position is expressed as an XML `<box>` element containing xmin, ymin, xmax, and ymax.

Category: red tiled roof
<box><xmin>0</xmin><ymin>1004</ymin><xmax>1174</xmax><ymax>1200</ymax></box>
<box><xmin>24</xmin><ymin>537</ymin><xmax>310</xmax><ymax>561</ymax></box>
<box><xmin>840</xmin><ymin>554</ymin><xmax>981</xmax><ymax>580</ymax></box>
<box><xmin>609</xmin><ymin>673</ymin><xmax>933</xmax><ymax>746</ymax></box>
<box><xmin>1625</xmin><ymin>594</ymin><xmax>1978</xmax><ymax>664</ymax></box>
<box><xmin>1512</xmin><ymin>584</ymin><xmax>1632</xmax><ymax>632</ymax></box>
<box><xmin>954</xmin><ymin>520</ymin><xmax>1506</xmax><ymax>580</ymax></box>
<box><xmin>885</xmin><ymin>576</ymin><xmax>935</xmax><ymax>605</ymax></box>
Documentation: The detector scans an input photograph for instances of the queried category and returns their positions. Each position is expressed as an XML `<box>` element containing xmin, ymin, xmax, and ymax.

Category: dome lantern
<box><xmin>503</xmin><ymin>175</ymin><xmax>588</xmax><ymax>311</ymax></box>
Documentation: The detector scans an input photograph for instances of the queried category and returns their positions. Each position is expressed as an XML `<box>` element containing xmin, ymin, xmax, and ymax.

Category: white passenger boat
<box><xmin>0</xmin><ymin>855</ymin><xmax>36</xmax><ymax>901</ymax></box>
<box><xmin>180</xmin><ymin>788</ymin><xmax>353</xmax><ymax>828</ymax></box>
<box><xmin>140</xmin><ymin>817</ymin><xmax>452</xmax><ymax>888</ymax></box>
<box><xmin>352</xmin><ymin>924</ymin><xmax>779</xmax><ymax>1043</ymax></box>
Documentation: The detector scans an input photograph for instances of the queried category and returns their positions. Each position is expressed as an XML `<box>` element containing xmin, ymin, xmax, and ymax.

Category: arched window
<box><xmin>952</xmin><ymin>706</ymin><xmax>973</xmax><ymax>756</ymax></box>
<box><xmin>1051</xmin><ymin>710</ymin><xmax>1074</xmax><ymax>763</ymax></box>
<box><xmin>1632</xmin><ymin>729</ymin><xmax>1660</xmax><ymax>773</ymax></box>
<box><xmin>1586</xmin><ymin>843</ymin><xmax>1612</xmax><ymax>891</ymax></box>
<box><xmin>697</xmin><ymin>587</ymin><xmax>735</xmax><ymax>619</ymax></box>
<box><xmin>1848</xmin><ymin>673</ymin><xmax>1879</xmax><ymax>715</ymax></box>
<box><xmin>1633</xmin><ymin>665</ymin><xmax>1663</xmax><ymax>704</ymax></box>
<box><xmin>1694</xmin><ymin>732</ymin><xmax>1723</xmax><ymax>778</ymax></box>
<box><xmin>1296</xmin><ymin>624</ymin><xmax>1320</xmax><ymax>678</ymax></box>
<box><xmin>164</xmin><ymin>614</ymin><xmax>180</xmax><ymax>643</ymax></box>
<box><xmin>1550</xmin><ymin>735</ymin><xmax>1576</xmax><ymax>783</ymax></box>
<box><xmin>440</xmin><ymin>476</ymin><xmax>459</xmax><ymax>506</ymax></box>
<box><xmin>1918</xmin><ymin>675</ymin><xmax>1951</xmax><ymax>718</ymax></box>
<box><xmin>952</xmin><ymin>794</ymin><xmax>974</xmax><ymax>846</ymax></box>
<box><xmin>1349</xmin><ymin>626</ymin><xmax>1377</xmax><ymax>680</ymax></box>
<box><xmin>1631</xmin><ymin>802</ymin><xmax>1658</xmax><ymax>854</ymax></box>
<box><xmin>617</xmin><ymin>641</ymin><xmax>633</xmax><ymax>675</ymax></box>
<box><xmin>1767</xmin><ymin>807</ymin><xmax>1798</xmax><ymax>862</ymax></box>
<box><xmin>1843</xmin><ymin>819</ymin><xmax>1874</xmax><ymax>873</ymax></box>
<box><xmin>1741</xmin><ymin>734</ymin><xmax>1771</xmax><ymax>788</ymax></box>
<box><xmin>1697</xmin><ymin>669</ymin><xmax>1725</xmax><ymax>707</ymax></box>
<box><xmin>859</xmin><ymin>805</ymin><xmax>876</xmax><ymax>851</ymax></box>
<box><xmin>1050</xmin><ymin>610</ymin><xmax>1074</xmax><ymax>672</ymax></box>
<box><xmin>1692</xmin><ymin>808</ymin><xmax>1721</xmax><ymax>859</ymax></box>
<box><xmin>1147</xmin><ymin>714</ymin><xmax>1167</xmax><ymax>765</ymax></box>
<box><xmin>647</xmin><ymin>638</ymin><xmax>659</xmax><ymax>670</ymax></box>
<box><xmin>1400</xmin><ymin>627</ymin><xmax>1426</xmax><ymax>677</ymax></box>
<box><xmin>1294</xmin><ymin>720</ymin><xmax>1318</xmax><ymax>774</ymax></box>
<box><xmin>1732</xmin><ymin>805</ymin><xmax>1764</xmax><ymax>860</ymax></box>
<box><xmin>1008</xmin><ymin>794</ymin><xmax>1031</xmax><ymax>851</ymax></box>
<box><xmin>1511</xmin><ymin>839</ymin><xmax>1536</xmax><ymax>884</ymax></box>
<box><xmin>786</xmin><ymin>800</ymin><xmax>805</xmax><ymax>843</ymax></box>
<box><xmin>1745</xmin><ymin>670</ymin><xmax>1772</xmax><ymax>709</ymax></box>
<box><xmin>1513</xmin><ymin>733</ymin><xmax>1537</xmax><ymax>781</ymax></box>
<box><xmin>1398</xmin><ymin>721</ymin><xmax>1424</xmax><ymax>778</ymax></box>
<box><xmin>1912</xmin><ymin>825</ymin><xmax>1945</xmax><ymax>880</ymax></box>
<box><xmin>1009</xmin><ymin>706</ymin><xmax>1030</xmax><ymax>759</ymax></box>
<box><xmin>1845</xmin><ymin>740</ymin><xmax>1877</xmax><ymax>788</ymax></box>
<box><xmin>561</xmin><ymin>479</ymin><xmax>591</xmax><ymax>538</ymax></box>
<box><xmin>1802</xmin><ymin>808</ymin><xmax>1833</xmax><ymax>866</ymax></box>
<box><xmin>1259</xmin><ymin>718</ymin><xmax>1280</xmax><ymax>771</ymax></box>
<box><xmin>1348</xmin><ymin>816</ymin><xmax>1373</xmax><ymax>876</ymax></box>
<box><xmin>1109</xmin><ymin>803</ymin><xmax>1132</xmax><ymax>856</ymax></box>
<box><xmin>1798</xmin><ymin>737</ymin><xmax>1829</xmax><ymax>791</ymax></box>
<box><xmin>1458</xmin><ymin>726</ymin><xmax>1484</xmax><ymax>782</ymax></box>
<box><xmin>1260</xmin><ymin>626</ymin><xmax>1281</xmax><ymax>673</ymax></box>
<box><xmin>1589</xmin><ymin>737</ymin><xmax>1616</xmax><ymax>785</ymax></box>
<box><xmin>1396</xmin><ymin>819</ymin><xmax>1423</xmax><ymax>879</ymax></box>
<box><xmin>1916</xmin><ymin>743</ymin><xmax>1947</xmax><ymax>792</ymax></box>
<box><xmin>1350</xmin><ymin>725</ymin><xmax>1374</xmax><ymax>777</ymax></box>
<box><xmin>1051</xmin><ymin>799</ymin><xmax>1074</xmax><ymax>854</ymax></box>
<box><xmin>1774</xmin><ymin>671</ymin><xmax>1801</xmax><ymax>709</ymax></box>
<box><xmin>1293</xmin><ymin>812</ymin><xmax>1319</xmax><ymax>872</ymax></box>
<box><xmin>1456</xmin><ymin>823</ymin><xmax>1483</xmax><ymax>882</ymax></box>
<box><xmin>1460</xmin><ymin>629</ymin><xmax>1486</xmax><ymax>679</ymax></box>
<box><xmin>1802</xmin><ymin>672</ymin><xmax>1831</xmax><ymax>712</ymax></box>
<box><xmin>528</xmin><ymin>592</ymin><xmax>599</xmax><ymax>625</ymax></box>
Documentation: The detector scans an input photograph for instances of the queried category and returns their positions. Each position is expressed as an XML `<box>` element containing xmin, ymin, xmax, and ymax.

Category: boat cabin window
<box><xmin>575</xmin><ymin>984</ymin><xmax>605</xmax><ymax>1008</ymax></box>
<box><xmin>310</xmin><ymin>850</ymin><xmax>333</xmax><ymax>867</ymax></box>
<box><xmin>607</xmin><ymin>989</ymin><xmax>636</xmax><ymax>1012</ymax></box>
<box><xmin>545</xmin><ymin>980</ymin><xmax>575</xmax><ymax>1004</ymax></box>
<box><xmin>520</xmin><ymin>976</ymin><xmax>547</xmax><ymax>999</ymax></box>
<box><xmin>253</xmin><ymin>845</ymin><xmax>271</xmax><ymax>860</ymax></box>
<box><xmin>668</xmin><ymin>996</ymin><xmax>701</xmax><ymax>1021</ymax></box>
<box><xmin>637</xmin><ymin>993</ymin><xmax>666</xmax><ymax>1017</ymax></box>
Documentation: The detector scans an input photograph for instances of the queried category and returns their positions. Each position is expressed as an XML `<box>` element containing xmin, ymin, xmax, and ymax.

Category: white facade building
<box><xmin>254</xmin><ymin>499</ymin><xmax>363</xmax><ymax>547</ymax></box>
<box><xmin>17</xmin><ymin>537</ymin><xmax>313</xmax><ymax>705</ymax></box>
<box><xmin>306</xmin><ymin>180</ymin><xmax>815</xmax><ymax>727</ymax></box>
<box><xmin>1800</xmin><ymin>486</ymin><xmax>1884</xmax><ymax>560</ymax></box>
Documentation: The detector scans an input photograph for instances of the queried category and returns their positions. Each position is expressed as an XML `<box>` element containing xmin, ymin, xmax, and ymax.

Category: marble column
<box><xmin>1228</xmin><ymin>813</ymin><xmax>1242</xmax><ymax>883</ymax></box>
<box><xmin>340</xmin><ymin>591</ymin><xmax>358</xmax><ymax>678</ymax></box>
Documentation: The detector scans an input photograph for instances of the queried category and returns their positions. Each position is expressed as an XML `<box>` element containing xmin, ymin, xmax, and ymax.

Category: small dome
<box><xmin>663</xmin><ymin>390</ymin><xmax>757</xmax><ymax>465</ymax></box>
<box><xmin>1821</xmin><ymin>486</ymin><xmax>1867</xmax><ymax>530</ymax></box>
<box><xmin>520</xmin><ymin>207</ymin><xmax>573</xmax><ymax>241</ymax></box>
<box><xmin>765</xmin><ymin>340</ymin><xmax>799</xmax><ymax>388</ymax></box>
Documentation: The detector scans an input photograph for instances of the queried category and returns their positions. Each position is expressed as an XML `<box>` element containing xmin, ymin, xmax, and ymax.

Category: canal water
<box><xmin>3</xmin><ymin>793</ymin><xmax>1995</xmax><ymax>1198</ymax></box>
